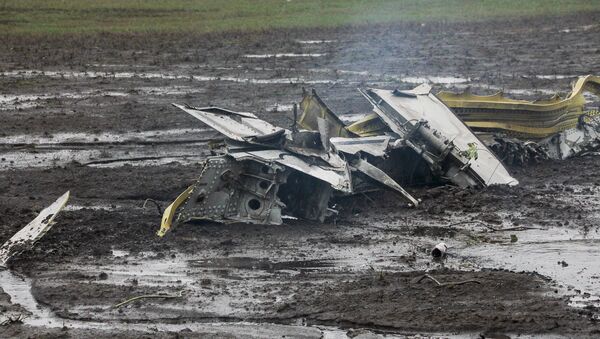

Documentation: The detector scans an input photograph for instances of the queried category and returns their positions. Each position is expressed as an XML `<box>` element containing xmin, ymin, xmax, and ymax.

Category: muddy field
<box><xmin>2</xmin><ymin>13</ymin><xmax>600</xmax><ymax>338</ymax></box>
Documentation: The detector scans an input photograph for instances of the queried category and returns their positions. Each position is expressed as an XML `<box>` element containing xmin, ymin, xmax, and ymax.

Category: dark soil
<box><xmin>2</xmin><ymin>11</ymin><xmax>600</xmax><ymax>338</ymax></box>
<box><xmin>279</xmin><ymin>269</ymin><xmax>600</xmax><ymax>335</ymax></box>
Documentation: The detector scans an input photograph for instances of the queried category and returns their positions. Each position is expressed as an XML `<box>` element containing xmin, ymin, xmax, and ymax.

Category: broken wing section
<box><xmin>362</xmin><ymin>85</ymin><xmax>518</xmax><ymax>187</ymax></box>
<box><xmin>173</xmin><ymin>104</ymin><xmax>285</xmax><ymax>143</ymax></box>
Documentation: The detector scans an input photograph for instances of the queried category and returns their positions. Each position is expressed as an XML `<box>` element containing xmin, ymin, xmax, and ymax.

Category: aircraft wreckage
<box><xmin>0</xmin><ymin>76</ymin><xmax>598</xmax><ymax>265</ymax></box>
<box><xmin>157</xmin><ymin>75</ymin><xmax>600</xmax><ymax>236</ymax></box>
<box><xmin>157</xmin><ymin>84</ymin><xmax>518</xmax><ymax>236</ymax></box>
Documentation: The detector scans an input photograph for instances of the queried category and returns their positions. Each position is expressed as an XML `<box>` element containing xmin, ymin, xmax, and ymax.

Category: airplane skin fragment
<box><xmin>157</xmin><ymin>186</ymin><xmax>194</xmax><ymax>237</ymax></box>
<box><xmin>330</xmin><ymin>136</ymin><xmax>391</xmax><ymax>158</ymax></box>
<box><xmin>298</xmin><ymin>88</ymin><xmax>355</xmax><ymax>138</ymax></box>
<box><xmin>0</xmin><ymin>191</ymin><xmax>70</xmax><ymax>267</ymax></box>
<box><xmin>349</xmin><ymin>158</ymin><xmax>419</xmax><ymax>207</ymax></box>
<box><xmin>361</xmin><ymin>85</ymin><xmax>518</xmax><ymax>187</ymax></box>
<box><xmin>173</xmin><ymin>104</ymin><xmax>284</xmax><ymax>142</ymax></box>
<box><xmin>436</xmin><ymin>75</ymin><xmax>600</xmax><ymax>139</ymax></box>
<box><xmin>229</xmin><ymin>150</ymin><xmax>353</xmax><ymax>193</ymax></box>
<box><xmin>175</xmin><ymin>156</ymin><xmax>287</xmax><ymax>226</ymax></box>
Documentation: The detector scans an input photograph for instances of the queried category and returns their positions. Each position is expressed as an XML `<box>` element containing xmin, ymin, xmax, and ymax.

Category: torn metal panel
<box><xmin>362</xmin><ymin>85</ymin><xmax>518</xmax><ymax>187</ymax></box>
<box><xmin>176</xmin><ymin>156</ymin><xmax>287</xmax><ymax>226</ymax></box>
<box><xmin>349</xmin><ymin>158</ymin><xmax>419</xmax><ymax>207</ymax></box>
<box><xmin>161</xmin><ymin>153</ymin><xmax>337</xmax><ymax>233</ymax></box>
<box><xmin>0</xmin><ymin>191</ymin><xmax>70</xmax><ymax>267</ymax></box>
<box><xmin>157</xmin><ymin>185</ymin><xmax>194</xmax><ymax>237</ymax></box>
<box><xmin>330</xmin><ymin>136</ymin><xmax>391</xmax><ymax>157</ymax></box>
<box><xmin>229</xmin><ymin>149</ymin><xmax>352</xmax><ymax>193</ymax></box>
<box><xmin>173</xmin><ymin>104</ymin><xmax>284</xmax><ymax>142</ymax></box>
<box><xmin>298</xmin><ymin>88</ymin><xmax>356</xmax><ymax>138</ymax></box>
<box><xmin>317</xmin><ymin>117</ymin><xmax>331</xmax><ymax>151</ymax></box>
<box><xmin>346</xmin><ymin>112</ymin><xmax>389</xmax><ymax>137</ymax></box>
<box><xmin>437</xmin><ymin>75</ymin><xmax>600</xmax><ymax>139</ymax></box>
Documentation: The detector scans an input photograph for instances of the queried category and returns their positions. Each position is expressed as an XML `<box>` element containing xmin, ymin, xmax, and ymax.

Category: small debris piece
<box><xmin>415</xmin><ymin>273</ymin><xmax>482</xmax><ymax>287</ymax></box>
<box><xmin>113</xmin><ymin>290</ymin><xmax>184</xmax><ymax>309</ymax></box>
<box><xmin>431</xmin><ymin>242</ymin><xmax>448</xmax><ymax>258</ymax></box>
<box><xmin>0</xmin><ymin>191</ymin><xmax>70</xmax><ymax>268</ymax></box>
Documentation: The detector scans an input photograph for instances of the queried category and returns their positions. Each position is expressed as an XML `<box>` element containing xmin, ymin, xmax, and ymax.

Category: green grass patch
<box><xmin>1</xmin><ymin>0</ymin><xmax>599</xmax><ymax>35</ymax></box>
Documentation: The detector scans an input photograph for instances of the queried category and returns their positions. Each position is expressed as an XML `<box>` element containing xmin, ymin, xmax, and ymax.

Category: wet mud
<box><xmin>2</xmin><ymin>12</ymin><xmax>600</xmax><ymax>338</ymax></box>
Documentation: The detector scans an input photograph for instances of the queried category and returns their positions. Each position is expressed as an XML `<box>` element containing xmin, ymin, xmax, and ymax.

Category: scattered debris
<box><xmin>346</xmin><ymin>75</ymin><xmax>600</xmax><ymax>162</ymax></box>
<box><xmin>483</xmin><ymin>136</ymin><xmax>549</xmax><ymax>166</ymax></box>
<box><xmin>540</xmin><ymin>110</ymin><xmax>600</xmax><ymax>159</ymax></box>
<box><xmin>414</xmin><ymin>273</ymin><xmax>482</xmax><ymax>287</ymax></box>
<box><xmin>113</xmin><ymin>290</ymin><xmax>184</xmax><ymax>309</ymax></box>
<box><xmin>431</xmin><ymin>242</ymin><xmax>448</xmax><ymax>258</ymax></box>
<box><xmin>0</xmin><ymin>191</ymin><xmax>70</xmax><ymax>268</ymax></box>
<box><xmin>0</xmin><ymin>312</ymin><xmax>26</xmax><ymax>326</ymax></box>
<box><xmin>142</xmin><ymin>198</ymin><xmax>163</xmax><ymax>215</ymax></box>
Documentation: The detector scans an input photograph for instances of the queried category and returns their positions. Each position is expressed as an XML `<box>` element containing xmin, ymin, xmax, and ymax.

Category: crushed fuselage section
<box><xmin>177</xmin><ymin>156</ymin><xmax>287</xmax><ymax>225</ymax></box>
<box><xmin>159</xmin><ymin>82</ymin><xmax>523</xmax><ymax>235</ymax></box>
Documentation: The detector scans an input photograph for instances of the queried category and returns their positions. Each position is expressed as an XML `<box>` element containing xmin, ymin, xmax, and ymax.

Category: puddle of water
<box><xmin>0</xmin><ymin>91</ymin><xmax>127</xmax><ymax>110</ymax></box>
<box><xmin>0</xmin><ymin>128</ymin><xmax>210</xmax><ymax>145</ymax></box>
<box><xmin>64</xmin><ymin>204</ymin><xmax>120</xmax><ymax>212</ymax></box>
<box><xmin>560</xmin><ymin>24</ymin><xmax>598</xmax><ymax>33</ymax></box>
<box><xmin>0</xmin><ymin>69</ymin><xmax>338</xmax><ymax>85</ymax></box>
<box><xmin>189</xmin><ymin>257</ymin><xmax>335</xmax><ymax>272</ymax></box>
<box><xmin>265</xmin><ymin>103</ymin><xmax>294</xmax><ymax>112</ymax></box>
<box><xmin>243</xmin><ymin>53</ymin><xmax>327</xmax><ymax>58</ymax></box>
<box><xmin>0</xmin><ymin>270</ymin><xmax>326</xmax><ymax>336</ymax></box>
<box><xmin>0</xmin><ymin>270</ymin><xmax>57</xmax><ymax>327</ymax></box>
<box><xmin>132</xmin><ymin>85</ymin><xmax>206</xmax><ymax>96</ymax></box>
<box><xmin>297</xmin><ymin>40</ymin><xmax>336</xmax><ymax>44</ymax></box>
<box><xmin>532</xmin><ymin>75</ymin><xmax>578</xmax><ymax>80</ymax></box>
<box><xmin>111</xmin><ymin>250</ymin><xmax>129</xmax><ymax>258</ymax></box>
<box><xmin>460</xmin><ymin>228</ymin><xmax>600</xmax><ymax>305</ymax></box>
<box><xmin>400</xmin><ymin>76</ymin><xmax>470</xmax><ymax>84</ymax></box>
<box><xmin>0</xmin><ymin>143</ymin><xmax>208</xmax><ymax>170</ymax></box>
<box><xmin>447</xmin><ymin>84</ymin><xmax>558</xmax><ymax>96</ymax></box>
<box><xmin>0</xmin><ymin>129</ymin><xmax>212</xmax><ymax>170</ymax></box>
